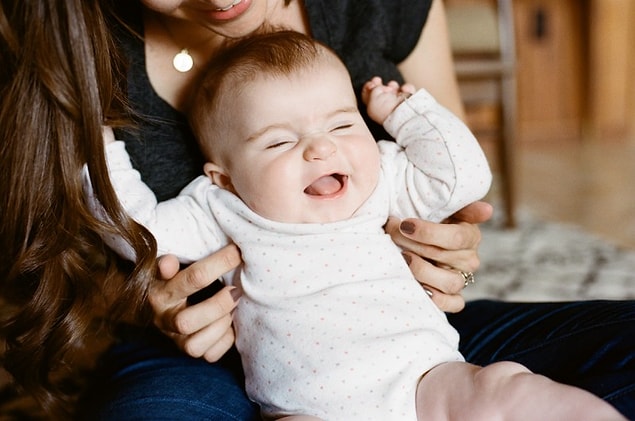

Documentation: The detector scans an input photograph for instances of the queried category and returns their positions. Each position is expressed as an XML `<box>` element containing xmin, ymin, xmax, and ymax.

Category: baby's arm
<box><xmin>84</xmin><ymin>129</ymin><xmax>227</xmax><ymax>263</ymax></box>
<box><xmin>368</xmin><ymin>82</ymin><xmax>492</xmax><ymax>222</ymax></box>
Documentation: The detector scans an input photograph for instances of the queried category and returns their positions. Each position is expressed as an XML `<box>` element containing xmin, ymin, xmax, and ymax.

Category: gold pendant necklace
<box><xmin>173</xmin><ymin>49</ymin><xmax>194</xmax><ymax>73</ymax></box>
<box><xmin>151</xmin><ymin>12</ymin><xmax>215</xmax><ymax>74</ymax></box>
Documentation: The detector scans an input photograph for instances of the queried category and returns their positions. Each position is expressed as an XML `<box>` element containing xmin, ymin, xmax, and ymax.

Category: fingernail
<box><xmin>400</xmin><ymin>221</ymin><xmax>415</xmax><ymax>234</ymax></box>
<box><xmin>402</xmin><ymin>253</ymin><xmax>412</xmax><ymax>265</ymax></box>
<box><xmin>229</xmin><ymin>287</ymin><xmax>242</xmax><ymax>302</ymax></box>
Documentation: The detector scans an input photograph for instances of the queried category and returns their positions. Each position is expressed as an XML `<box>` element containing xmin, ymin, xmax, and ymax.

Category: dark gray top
<box><xmin>114</xmin><ymin>0</ymin><xmax>432</xmax><ymax>201</ymax></box>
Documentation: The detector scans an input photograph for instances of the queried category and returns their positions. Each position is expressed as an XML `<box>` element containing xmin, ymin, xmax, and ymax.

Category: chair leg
<box><xmin>499</xmin><ymin>75</ymin><xmax>517</xmax><ymax>228</ymax></box>
<box><xmin>497</xmin><ymin>127</ymin><xmax>516</xmax><ymax>228</ymax></box>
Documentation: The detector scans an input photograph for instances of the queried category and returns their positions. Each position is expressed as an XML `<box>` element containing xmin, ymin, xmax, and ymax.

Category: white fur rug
<box><xmin>466</xmin><ymin>210</ymin><xmax>635</xmax><ymax>302</ymax></box>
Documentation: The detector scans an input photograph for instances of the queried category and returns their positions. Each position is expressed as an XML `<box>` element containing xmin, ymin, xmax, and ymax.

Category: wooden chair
<box><xmin>446</xmin><ymin>0</ymin><xmax>517</xmax><ymax>227</ymax></box>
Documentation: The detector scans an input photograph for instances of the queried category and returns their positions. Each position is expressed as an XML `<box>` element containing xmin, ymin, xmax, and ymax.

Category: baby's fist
<box><xmin>362</xmin><ymin>77</ymin><xmax>416</xmax><ymax>124</ymax></box>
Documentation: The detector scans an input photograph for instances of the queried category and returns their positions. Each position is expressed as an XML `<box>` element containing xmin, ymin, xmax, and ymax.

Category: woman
<box><xmin>0</xmin><ymin>0</ymin><xmax>632</xmax><ymax>419</ymax></box>
<box><xmin>0</xmin><ymin>0</ymin><xmax>485</xmax><ymax>417</ymax></box>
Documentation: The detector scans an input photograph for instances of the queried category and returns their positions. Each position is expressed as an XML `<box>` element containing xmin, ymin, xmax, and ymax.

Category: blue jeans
<box><xmin>448</xmin><ymin>300</ymin><xmax>635</xmax><ymax>418</ymax></box>
<box><xmin>81</xmin><ymin>300</ymin><xmax>635</xmax><ymax>420</ymax></box>
<box><xmin>78</xmin><ymin>327</ymin><xmax>259</xmax><ymax>420</ymax></box>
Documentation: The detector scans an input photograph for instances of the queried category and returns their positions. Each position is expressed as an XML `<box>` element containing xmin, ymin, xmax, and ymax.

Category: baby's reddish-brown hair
<box><xmin>188</xmin><ymin>30</ymin><xmax>346</xmax><ymax>164</ymax></box>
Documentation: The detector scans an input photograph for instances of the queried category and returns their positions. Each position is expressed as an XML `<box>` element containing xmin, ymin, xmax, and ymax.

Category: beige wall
<box><xmin>447</xmin><ymin>0</ymin><xmax>635</xmax><ymax>142</ymax></box>
<box><xmin>512</xmin><ymin>0</ymin><xmax>635</xmax><ymax>142</ymax></box>
<box><xmin>587</xmin><ymin>0</ymin><xmax>635</xmax><ymax>142</ymax></box>
<box><xmin>513</xmin><ymin>0</ymin><xmax>585</xmax><ymax>142</ymax></box>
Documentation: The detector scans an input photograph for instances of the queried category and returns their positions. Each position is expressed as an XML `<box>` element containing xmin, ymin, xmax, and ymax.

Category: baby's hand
<box><xmin>362</xmin><ymin>77</ymin><xmax>416</xmax><ymax>125</ymax></box>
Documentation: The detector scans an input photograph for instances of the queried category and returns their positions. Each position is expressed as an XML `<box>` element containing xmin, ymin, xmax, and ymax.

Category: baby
<box><xmin>87</xmin><ymin>31</ymin><xmax>625</xmax><ymax>421</ymax></box>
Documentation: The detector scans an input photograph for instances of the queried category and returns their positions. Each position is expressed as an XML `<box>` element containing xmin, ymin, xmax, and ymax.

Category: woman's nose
<box><xmin>302</xmin><ymin>135</ymin><xmax>337</xmax><ymax>161</ymax></box>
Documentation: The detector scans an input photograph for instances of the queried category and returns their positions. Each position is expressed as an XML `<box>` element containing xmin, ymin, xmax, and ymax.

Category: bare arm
<box><xmin>392</xmin><ymin>0</ymin><xmax>493</xmax><ymax>312</ymax></box>
<box><xmin>397</xmin><ymin>0</ymin><xmax>465</xmax><ymax>119</ymax></box>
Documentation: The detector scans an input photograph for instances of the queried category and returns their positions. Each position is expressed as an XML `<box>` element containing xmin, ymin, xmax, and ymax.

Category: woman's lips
<box><xmin>216</xmin><ymin>0</ymin><xmax>241</xmax><ymax>11</ymax></box>
<box><xmin>304</xmin><ymin>174</ymin><xmax>348</xmax><ymax>197</ymax></box>
<box><xmin>204</xmin><ymin>0</ymin><xmax>251</xmax><ymax>21</ymax></box>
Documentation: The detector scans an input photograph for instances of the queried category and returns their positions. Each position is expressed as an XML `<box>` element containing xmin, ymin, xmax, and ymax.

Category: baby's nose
<box><xmin>303</xmin><ymin>136</ymin><xmax>337</xmax><ymax>161</ymax></box>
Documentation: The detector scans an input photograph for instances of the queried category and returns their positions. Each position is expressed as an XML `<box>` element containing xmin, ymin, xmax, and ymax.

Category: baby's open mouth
<box><xmin>304</xmin><ymin>174</ymin><xmax>348</xmax><ymax>196</ymax></box>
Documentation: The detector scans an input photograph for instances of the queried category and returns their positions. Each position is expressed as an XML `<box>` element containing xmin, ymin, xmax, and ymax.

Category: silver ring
<box><xmin>460</xmin><ymin>271</ymin><xmax>475</xmax><ymax>287</ymax></box>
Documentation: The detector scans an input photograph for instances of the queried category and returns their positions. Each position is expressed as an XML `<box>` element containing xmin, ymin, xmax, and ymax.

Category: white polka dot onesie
<box><xmin>90</xmin><ymin>89</ymin><xmax>492</xmax><ymax>420</ymax></box>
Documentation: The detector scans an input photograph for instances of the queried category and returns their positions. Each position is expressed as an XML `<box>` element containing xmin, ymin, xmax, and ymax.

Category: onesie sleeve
<box><xmin>87</xmin><ymin>139</ymin><xmax>228</xmax><ymax>264</ymax></box>
<box><xmin>380</xmin><ymin>89</ymin><xmax>492</xmax><ymax>222</ymax></box>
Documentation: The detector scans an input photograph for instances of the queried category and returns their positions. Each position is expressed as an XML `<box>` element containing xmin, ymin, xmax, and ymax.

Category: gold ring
<box><xmin>460</xmin><ymin>271</ymin><xmax>475</xmax><ymax>287</ymax></box>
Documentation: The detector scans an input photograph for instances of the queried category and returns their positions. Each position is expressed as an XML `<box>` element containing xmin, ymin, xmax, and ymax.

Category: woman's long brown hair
<box><xmin>0</xmin><ymin>0</ymin><xmax>157</xmax><ymax>416</ymax></box>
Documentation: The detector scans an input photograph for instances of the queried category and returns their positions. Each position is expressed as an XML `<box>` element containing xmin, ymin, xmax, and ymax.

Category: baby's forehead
<box><xmin>254</xmin><ymin>50</ymin><xmax>342</xmax><ymax>81</ymax></box>
<box><xmin>214</xmin><ymin>45</ymin><xmax>352</xmax><ymax>115</ymax></box>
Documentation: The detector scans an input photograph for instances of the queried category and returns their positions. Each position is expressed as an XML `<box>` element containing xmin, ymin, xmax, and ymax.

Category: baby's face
<box><xmin>214</xmin><ymin>60</ymin><xmax>381</xmax><ymax>224</ymax></box>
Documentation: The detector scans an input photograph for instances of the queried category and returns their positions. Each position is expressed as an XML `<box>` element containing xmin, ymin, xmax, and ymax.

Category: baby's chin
<box><xmin>294</xmin><ymin>201</ymin><xmax>368</xmax><ymax>224</ymax></box>
<box><xmin>258</xmin><ymin>206</ymin><xmax>357</xmax><ymax>225</ymax></box>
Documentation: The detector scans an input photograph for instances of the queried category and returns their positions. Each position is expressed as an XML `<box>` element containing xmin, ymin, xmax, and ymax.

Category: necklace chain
<box><xmin>152</xmin><ymin>13</ymin><xmax>216</xmax><ymax>73</ymax></box>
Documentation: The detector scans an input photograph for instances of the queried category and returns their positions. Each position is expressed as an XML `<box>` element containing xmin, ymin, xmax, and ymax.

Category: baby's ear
<box><xmin>204</xmin><ymin>162</ymin><xmax>235</xmax><ymax>193</ymax></box>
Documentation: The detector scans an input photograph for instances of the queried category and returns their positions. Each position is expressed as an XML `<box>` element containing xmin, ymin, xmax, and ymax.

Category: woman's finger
<box><xmin>398</xmin><ymin>218</ymin><xmax>481</xmax><ymax>252</ymax></box>
<box><xmin>179</xmin><ymin>312</ymin><xmax>235</xmax><ymax>360</ymax></box>
<box><xmin>154</xmin><ymin>244</ymin><xmax>242</xmax><ymax>304</ymax></box>
<box><xmin>404</xmin><ymin>252</ymin><xmax>466</xmax><ymax>295</ymax></box>
<box><xmin>202</xmin><ymin>328</ymin><xmax>237</xmax><ymax>363</ymax></box>
<box><xmin>157</xmin><ymin>253</ymin><xmax>181</xmax><ymax>280</ymax></box>
<box><xmin>170</xmin><ymin>286</ymin><xmax>240</xmax><ymax>336</ymax></box>
<box><xmin>424</xmin><ymin>288</ymin><xmax>466</xmax><ymax>313</ymax></box>
<box><xmin>444</xmin><ymin>201</ymin><xmax>493</xmax><ymax>224</ymax></box>
<box><xmin>401</xmin><ymin>240</ymin><xmax>479</xmax><ymax>273</ymax></box>
<box><xmin>403</xmin><ymin>253</ymin><xmax>466</xmax><ymax>313</ymax></box>
<box><xmin>387</xmin><ymin>217</ymin><xmax>481</xmax><ymax>271</ymax></box>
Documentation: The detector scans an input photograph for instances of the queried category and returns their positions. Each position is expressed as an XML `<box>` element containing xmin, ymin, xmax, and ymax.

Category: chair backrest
<box><xmin>446</xmin><ymin>0</ymin><xmax>516</xmax><ymax>76</ymax></box>
<box><xmin>445</xmin><ymin>0</ymin><xmax>518</xmax><ymax>228</ymax></box>
<box><xmin>448</xmin><ymin>2</ymin><xmax>500</xmax><ymax>55</ymax></box>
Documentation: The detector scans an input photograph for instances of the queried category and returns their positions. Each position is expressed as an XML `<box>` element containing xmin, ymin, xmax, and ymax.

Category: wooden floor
<box><xmin>497</xmin><ymin>137</ymin><xmax>635</xmax><ymax>250</ymax></box>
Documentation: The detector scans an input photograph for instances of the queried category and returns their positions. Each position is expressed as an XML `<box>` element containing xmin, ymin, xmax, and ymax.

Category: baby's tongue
<box><xmin>305</xmin><ymin>175</ymin><xmax>341</xmax><ymax>196</ymax></box>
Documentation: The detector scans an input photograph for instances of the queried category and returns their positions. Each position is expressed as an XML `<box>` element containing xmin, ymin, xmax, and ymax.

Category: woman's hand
<box><xmin>386</xmin><ymin>202</ymin><xmax>494</xmax><ymax>313</ymax></box>
<box><xmin>149</xmin><ymin>244</ymin><xmax>242</xmax><ymax>362</ymax></box>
